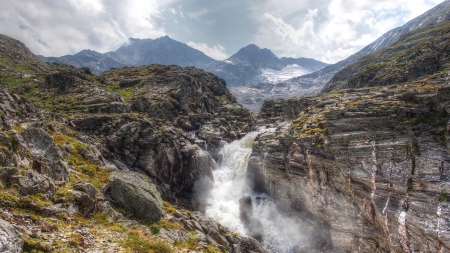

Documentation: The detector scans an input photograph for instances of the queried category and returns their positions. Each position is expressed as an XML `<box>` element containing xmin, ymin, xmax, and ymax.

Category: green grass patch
<box><xmin>121</xmin><ymin>230</ymin><xmax>173</xmax><ymax>253</ymax></box>
<box><xmin>440</xmin><ymin>193</ymin><xmax>449</xmax><ymax>202</ymax></box>
<box><xmin>162</xmin><ymin>201</ymin><xmax>176</xmax><ymax>215</ymax></box>
<box><xmin>24</xmin><ymin>236</ymin><xmax>53</xmax><ymax>252</ymax></box>
<box><xmin>103</xmin><ymin>82</ymin><xmax>134</xmax><ymax>101</ymax></box>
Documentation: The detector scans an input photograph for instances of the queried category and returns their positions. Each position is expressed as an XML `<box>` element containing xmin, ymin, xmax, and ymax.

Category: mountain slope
<box><xmin>39</xmin><ymin>49</ymin><xmax>126</xmax><ymax>74</ymax></box>
<box><xmin>284</xmin><ymin>0</ymin><xmax>450</xmax><ymax>92</ymax></box>
<box><xmin>323</xmin><ymin>21</ymin><xmax>450</xmax><ymax>92</ymax></box>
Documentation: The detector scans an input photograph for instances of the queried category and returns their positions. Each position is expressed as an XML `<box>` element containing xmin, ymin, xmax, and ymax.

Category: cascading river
<box><xmin>205</xmin><ymin>130</ymin><xmax>297</xmax><ymax>253</ymax></box>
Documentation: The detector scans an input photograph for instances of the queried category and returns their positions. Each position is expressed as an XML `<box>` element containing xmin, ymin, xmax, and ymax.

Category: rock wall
<box><xmin>251</xmin><ymin>78</ymin><xmax>450</xmax><ymax>252</ymax></box>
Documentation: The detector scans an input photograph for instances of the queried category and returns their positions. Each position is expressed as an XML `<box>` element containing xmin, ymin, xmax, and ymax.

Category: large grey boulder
<box><xmin>109</xmin><ymin>171</ymin><xmax>162</xmax><ymax>223</ymax></box>
<box><xmin>21</xmin><ymin>127</ymin><xmax>69</xmax><ymax>182</ymax></box>
<box><xmin>0</xmin><ymin>218</ymin><xmax>23</xmax><ymax>253</ymax></box>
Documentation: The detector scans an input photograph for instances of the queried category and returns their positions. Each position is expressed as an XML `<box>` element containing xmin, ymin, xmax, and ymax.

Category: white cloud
<box><xmin>187</xmin><ymin>8</ymin><xmax>209</xmax><ymax>20</ymax></box>
<box><xmin>251</xmin><ymin>0</ymin><xmax>443</xmax><ymax>63</ymax></box>
<box><xmin>0</xmin><ymin>0</ymin><xmax>166</xmax><ymax>56</ymax></box>
<box><xmin>0</xmin><ymin>0</ymin><xmax>444</xmax><ymax>64</ymax></box>
<box><xmin>186</xmin><ymin>42</ymin><xmax>229</xmax><ymax>60</ymax></box>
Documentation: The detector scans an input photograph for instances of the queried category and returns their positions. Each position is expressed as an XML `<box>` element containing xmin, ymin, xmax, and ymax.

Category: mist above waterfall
<box><xmin>205</xmin><ymin>130</ymin><xmax>312</xmax><ymax>253</ymax></box>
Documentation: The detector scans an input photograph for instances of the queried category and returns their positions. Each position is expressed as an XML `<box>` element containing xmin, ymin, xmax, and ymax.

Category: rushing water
<box><xmin>205</xmin><ymin>131</ymin><xmax>296</xmax><ymax>253</ymax></box>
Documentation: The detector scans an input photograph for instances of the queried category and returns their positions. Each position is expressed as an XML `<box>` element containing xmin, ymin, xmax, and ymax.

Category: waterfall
<box><xmin>205</xmin><ymin>130</ymin><xmax>296</xmax><ymax>253</ymax></box>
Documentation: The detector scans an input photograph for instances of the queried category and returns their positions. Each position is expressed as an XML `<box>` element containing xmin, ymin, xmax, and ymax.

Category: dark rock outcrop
<box><xmin>170</xmin><ymin>209</ymin><xmax>269</xmax><ymax>253</ymax></box>
<box><xmin>109</xmin><ymin>170</ymin><xmax>163</xmax><ymax>223</ymax></box>
<box><xmin>42</xmin><ymin>68</ymin><xmax>130</xmax><ymax>113</ymax></box>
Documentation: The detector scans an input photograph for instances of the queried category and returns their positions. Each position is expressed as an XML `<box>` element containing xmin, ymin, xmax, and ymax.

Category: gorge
<box><xmin>1</xmin><ymin>2</ymin><xmax>450</xmax><ymax>253</ymax></box>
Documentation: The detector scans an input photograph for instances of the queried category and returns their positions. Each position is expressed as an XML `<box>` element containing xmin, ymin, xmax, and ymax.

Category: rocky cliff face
<box><xmin>250</xmin><ymin>72</ymin><xmax>450</xmax><ymax>252</ymax></box>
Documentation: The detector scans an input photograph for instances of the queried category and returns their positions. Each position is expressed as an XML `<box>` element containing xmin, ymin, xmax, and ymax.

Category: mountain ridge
<box><xmin>38</xmin><ymin>36</ymin><xmax>329</xmax><ymax>87</ymax></box>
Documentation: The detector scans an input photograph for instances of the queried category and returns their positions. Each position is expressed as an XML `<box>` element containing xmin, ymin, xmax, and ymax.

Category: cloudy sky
<box><xmin>0</xmin><ymin>0</ymin><xmax>444</xmax><ymax>63</ymax></box>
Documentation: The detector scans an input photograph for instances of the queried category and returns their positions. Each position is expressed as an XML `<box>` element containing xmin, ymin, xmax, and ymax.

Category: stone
<box><xmin>72</xmin><ymin>190</ymin><xmax>96</xmax><ymax>217</ymax></box>
<box><xmin>11</xmin><ymin>170</ymin><xmax>56</xmax><ymax>200</ymax></box>
<box><xmin>96</xmin><ymin>201</ymin><xmax>124</xmax><ymax>221</ymax></box>
<box><xmin>0</xmin><ymin>218</ymin><xmax>23</xmax><ymax>253</ymax></box>
<box><xmin>72</xmin><ymin>181</ymin><xmax>97</xmax><ymax>199</ymax></box>
<box><xmin>21</xmin><ymin>127</ymin><xmax>69</xmax><ymax>182</ymax></box>
<box><xmin>239</xmin><ymin>195</ymin><xmax>252</xmax><ymax>224</ymax></box>
<box><xmin>238</xmin><ymin>195</ymin><xmax>263</xmax><ymax>242</ymax></box>
<box><xmin>109</xmin><ymin>171</ymin><xmax>163</xmax><ymax>223</ymax></box>
<box><xmin>42</xmin><ymin>203</ymin><xmax>69</xmax><ymax>217</ymax></box>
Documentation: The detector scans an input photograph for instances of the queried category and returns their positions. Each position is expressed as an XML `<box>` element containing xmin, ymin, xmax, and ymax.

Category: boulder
<box><xmin>11</xmin><ymin>170</ymin><xmax>56</xmax><ymax>200</ymax></box>
<box><xmin>42</xmin><ymin>203</ymin><xmax>69</xmax><ymax>217</ymax></box>
<box><xmin>0</xmin><ymin>218</ymin><xmax>23</xmax><ymax>253</ymax></box>
<box><xmin>0</xmin><ymin>167</ymin><xmax>18</xmax><ymax>185</ymax></box>
<box><xmin>21</xmin><ymin>127</ymin><xmax>69</xmax><ymax>182</ymax></box>
<box><xmin>109</xmin><ymin>171</ymin><xmax>162</xmax><ymax>223</ymax></box>
<box><xmin>234</xmin><ymin>235</ymin><xmax>269</xmax><ymax>253</ymax></box>
<box><xmin>72</xmin><ymin>181</ymin><xmax>97</xmax><ymax>199</ymax></box>
<box><xmin>70</xmin><ymin>181</ymin><xmax>101</xmax><ymax>217</ymax></box>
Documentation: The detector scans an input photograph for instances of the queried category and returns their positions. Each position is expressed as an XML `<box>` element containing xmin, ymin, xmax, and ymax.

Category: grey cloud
<box><xmin>0</xmin><ymin>0</ymin><xmax>443</xmax><ymax>63</ymax></box>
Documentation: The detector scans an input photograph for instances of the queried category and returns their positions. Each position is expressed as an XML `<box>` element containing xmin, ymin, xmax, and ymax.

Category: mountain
<box><xmin>226</xmin><ymin>44</ymin><xmax>284</xmax><ymax>71</ymax></box>
<box><xmin>284</xmin><ymin>0</ymin><xmax>450</xmax><ymax>92</ymax></box>
<box><xmin>104</xmin><ymin>36</ymin><xmax>216</xmax><ymax>67</ymax></box>
<box><xmin>39</xmin><ymin>49</ymin><xmax>126</xmax><ymax>74</ymax></box>
<box><xmin>322</xmin><ymin>20</ymin><xmax>450</xmax><ymax>92</ymax></box>
<box><xmin>38</xmin><ymin>37</ymin><xmax>328</xmax><ymax>87</ymax></box>
<box><xmin>2</xmin><ymin>3</ymin><xmax>450</xmax><ymax>249</ymax></box>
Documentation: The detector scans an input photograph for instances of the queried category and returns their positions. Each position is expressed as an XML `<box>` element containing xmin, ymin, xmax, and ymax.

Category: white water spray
<box><xmin>205</xmin><ymin>131</ymin><xmax>297</xmax><ymax>253</ymax></box>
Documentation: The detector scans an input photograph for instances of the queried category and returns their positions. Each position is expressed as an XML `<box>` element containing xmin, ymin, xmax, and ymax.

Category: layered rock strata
<box><xmin>250</xmin><ymin>75</ymin><xmax>450</xmax><ymax>252</ymax></box>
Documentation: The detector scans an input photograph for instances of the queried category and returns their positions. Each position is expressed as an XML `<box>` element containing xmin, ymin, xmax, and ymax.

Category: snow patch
<box><xmin>261</xmin><ymin>64</ymin><xmax>310</xmax><ymax>83</ymax></box>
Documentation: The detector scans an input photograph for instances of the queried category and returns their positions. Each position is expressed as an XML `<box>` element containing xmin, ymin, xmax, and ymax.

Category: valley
<box><xmin>1</xmin><ymin>1</ymin><xmax>450</xmax><ymax>253</ymax></box>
